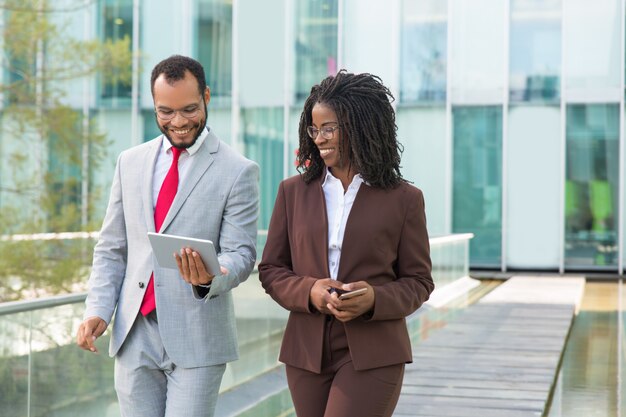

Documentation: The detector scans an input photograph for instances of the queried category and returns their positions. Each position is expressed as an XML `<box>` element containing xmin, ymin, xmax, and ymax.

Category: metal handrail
<box><xmin>0</xmin><ymin>231</ymin><xmax>100</xmax><ymax>241</ymax></box>
<box><xmin>0</xmin><ymin>292</ymin><xmax>87</xmax><ymax>315</ymax></box>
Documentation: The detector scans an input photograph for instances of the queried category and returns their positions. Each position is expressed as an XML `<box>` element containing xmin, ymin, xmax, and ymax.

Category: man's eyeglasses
<box><xmin>307</xmin><ymin>125</ymin><xmax>341</xmax><ymax>140</ymax></box>
<box><xmin>155</xmin><ymin>102</ymin><xmax>203</xmax><ymax>121</ymax></box>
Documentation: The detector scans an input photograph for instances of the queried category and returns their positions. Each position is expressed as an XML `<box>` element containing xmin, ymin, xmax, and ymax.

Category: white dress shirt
<box><xmin>322</xmin><ymin>169</ymin><xmax>364</xmax><ymax>279</ymax></box>
<box><xmin>152</xmin><ymin>128</ymin><xmax>209</xmax><ymax>208</ymax></box>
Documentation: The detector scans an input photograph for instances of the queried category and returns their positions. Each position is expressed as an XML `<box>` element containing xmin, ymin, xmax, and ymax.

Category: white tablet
<box><xmin>147</xmin><ymin>232</ymin><xmax>221</xmax><ymax>275</ymax></box>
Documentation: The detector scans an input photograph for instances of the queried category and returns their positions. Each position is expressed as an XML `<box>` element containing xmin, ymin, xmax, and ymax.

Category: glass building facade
<box><xmin>1</xmin><ymin>0</ymin><xmax>625</xmax><ymax>274</ymax></box>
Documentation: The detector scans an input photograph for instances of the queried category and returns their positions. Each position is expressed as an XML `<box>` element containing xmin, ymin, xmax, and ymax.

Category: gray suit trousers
<box><xmin>114</xmin><ymin>312</ymin><xmax>226</xmax><ymax>417</ymax></box>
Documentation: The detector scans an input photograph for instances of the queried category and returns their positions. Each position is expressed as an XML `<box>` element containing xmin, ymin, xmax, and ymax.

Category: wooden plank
<box><xmin>392</xmin><ymin>276</ymin><xmax>584</xmax><ymax>417</ymax></box>
<box><xmin>394</xmin><ymin>404</ymin><xmax>542</xmax><ymax>417</ymax></box>
<box><xmin>400</xmin><ymin>385</ymin><xmax>547</xmax><ymax>401</ymax></box>
<box><xmin>403</xmin><ymin>369</ymin><xmax>555</xmax><ymax>384</ymax></box>
<box><xmin>406</xmin><ymin>363</ymin><xmax>556</xmax><ymax>377</ymax></box>
<box><xmin>397</xmin><ymin>394</ymin><xmax>545</xmax><ymax>411</ymax></box>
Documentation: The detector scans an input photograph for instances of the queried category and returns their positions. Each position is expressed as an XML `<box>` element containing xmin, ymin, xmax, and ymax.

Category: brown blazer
<box><xmin>258</xmin><ymin>174</ymin><xmax>434</xmax><ymax>373</ymax></box>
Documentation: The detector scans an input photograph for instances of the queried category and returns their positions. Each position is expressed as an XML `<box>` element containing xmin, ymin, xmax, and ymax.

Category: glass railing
<box><xmin>0</xmin><ymin>233</ymin><xmax>473</xmax><ymax>417</ymax></box>
<box><xmin>429</xmin><ymin>233</ymin><xmax>473</xmax><ymax>288</ymax></box>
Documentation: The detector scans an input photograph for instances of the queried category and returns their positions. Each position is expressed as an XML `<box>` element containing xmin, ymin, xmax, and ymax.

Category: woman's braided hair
<box><xmin>296</xmin><ymin>70</ymin><xmax>405</xmax><ymax>189</ymax></box>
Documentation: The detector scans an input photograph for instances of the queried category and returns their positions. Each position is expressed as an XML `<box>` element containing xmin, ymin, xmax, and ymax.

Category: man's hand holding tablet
<box><xmin>147</xmin><ymin>232</ymin><xmax>224</xmax><ymax>286</ymax></box>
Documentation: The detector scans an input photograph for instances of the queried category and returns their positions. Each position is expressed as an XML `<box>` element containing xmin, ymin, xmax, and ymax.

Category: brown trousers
<box><xmin>285</xmin><ymin>316</ymin><xmax>404</xmax><ymax>417</ymax></box>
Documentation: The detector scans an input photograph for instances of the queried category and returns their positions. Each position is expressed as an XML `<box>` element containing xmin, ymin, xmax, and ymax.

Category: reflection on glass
<box><xmin>565</xmin><ymin>104</ymin><xmax>619</xmax><ymax>269</ymax></box>
<box><xmin>100</xmin><ymin>0</ymin><xmax>133</xmax><ymax>103</ymax></box>
<box><xmin>400</xmin><ymin>0</ymin><xmax>447</xmax><ymax>103</ymax></box>
<box><xmin>196</xmin><ymin>0</ymin><xmax>232</xmax><ymax>104</ymax></box>
<box><xmin>452</xmin><ymin>106</ymin><xmax>502</xmax><ymax>267</ymax></box>
<box><xmin>0</xmin><ymin>305</ymin><xmax>115</xmax><ymax>417</ymax></box>
<box><xmin>509</xmin><ymin>0</ymin><xmax>561</xmax><ymax>102</ymax></box>
<box><xmin>294</xmin><ymin>0</ymin><xmax>338</xmax><ymax>101</ymax></box>
<box><xmin>547</xmin><ymin>283</ymin><xmax>621</xmax><ymax>416</ymax></box>
<box><xmin>241</xmin><ymin>108</ymin><xmax>284</xmax><ymax>231</ymax></box>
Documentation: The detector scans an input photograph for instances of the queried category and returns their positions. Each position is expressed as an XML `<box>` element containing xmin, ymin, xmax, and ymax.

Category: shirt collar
<box><xmin>161</xmin><ymin>127</ymin><xmax>209</xmax><ymax>156</ymax></box>
<box><xmin>321</xmin><ymin>167</ymin><xmax>365</xmax><ymax>188</ymax></box>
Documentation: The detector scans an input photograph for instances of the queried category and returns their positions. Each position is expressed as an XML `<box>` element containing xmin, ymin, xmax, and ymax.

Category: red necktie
<box><xmin>140</xmin><ymin>147</ymin><xmax>183</xmax><ymax>316</ymax></box>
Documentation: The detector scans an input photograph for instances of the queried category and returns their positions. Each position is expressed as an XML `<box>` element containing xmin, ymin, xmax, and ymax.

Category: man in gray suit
<box><xmin>76</xmin><ymin>55</ymin><xmax>259</xmax><ymax>417</ymax></box>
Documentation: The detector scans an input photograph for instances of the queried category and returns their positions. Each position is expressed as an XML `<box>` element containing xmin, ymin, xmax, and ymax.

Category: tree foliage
<box><xmin>0</xmin><ymin>0</ymin><xmax>133</xmax><ymax>301</ymax></box>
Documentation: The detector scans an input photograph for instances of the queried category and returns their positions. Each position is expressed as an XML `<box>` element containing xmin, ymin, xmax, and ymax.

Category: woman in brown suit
<box><xmin>258</xmin><ymin>70</ymin><xmax>434</xmax><ymax>417</ymax></box>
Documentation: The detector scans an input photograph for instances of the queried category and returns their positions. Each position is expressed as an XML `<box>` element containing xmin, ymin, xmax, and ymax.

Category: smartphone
<box><xmin>338</xmin><ymin>287</ymin><xmax>368</xmax><ymax>300</ymax></box>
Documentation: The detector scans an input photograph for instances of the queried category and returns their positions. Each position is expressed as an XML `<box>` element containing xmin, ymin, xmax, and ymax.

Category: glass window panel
<box><xmin>289</xmin><ymin>107</ymin><xmax>302</xmax><ymax>178</ymax></box>
<box><xmin>620</xmin><ymin>109</ymin><xmax>626</xmax><ymax>272</ymax></box>
<box><xmin>294</xmin><ymin>0</ymin><xmax>338</xmax><ymax>101</ymax></box>
<box><xmin>142</xmin><ymin>109</ymin><xmax>162</xmax><ymax>143</ymax></box>
<box><xmin>450</xmin><ymin>0</ymin><xmax>506</xmax><ymax>102</ymax></box>
<box><xmin>238</xmin><ymin>0</ymin><xmax>286</xmax><ymax>108</ymax></box>
<box><xmin>241</xmin><ymin>108</ymin><xmax>284</xmax><ymax>235</ymax></box>
<box><xmin>564</xmin><ymin>0</ymin><xmax>621</xmax><ymax>92</ymax></box>
<box><xmin>196</xmin><ymin>0</ymin><xmax>232</xmax><ymax>104</ymax></box>
<box><xmin>100</xmin><ymin>0</ymin><xmax>133</xmax><ymax>104</ymax></box>
<box><xmin>565</xmin><ymin>104</ymin><xmax>619</xmax><ymax>269</ymax></box>
<box><xmin>400</xmin><ymin>0</ymin><xmax>447</xmax><ymax>103</ymax></box>
<box><xmin>5</xmin><ymin>50</ymin><xmax>35</xmax><ymax>106</ymax></box>
<box><xmin>31</xmin><ymin>306</ymin><xmax>115</xmax><ymax>416</ymax></box>
<box><xmin>397</xmin><ymin>107</ymin><xmax>447</xmax><ymax>235</ymax></box>
<box><xmin>507</xmin><ymin>106</ymin><xmax>561</xmax><ymax>268</ymax></box>
<box><xmin>509</xmin><ymin>0</ymin><xmax>561</xmax><ymax>102</ymax></box>
<box><xmin>0</xmin><ymin>312</ymin><xmax>29</xmax><ymax>417</ymax></box>
<box><xmin>47</xmin><ymin>130</ymin><xmax>82</xmax><ymax>230</ymax></box>
<box><xmin>452</xmin><ymin>106</ymin><xmax>502</xmax><ymax>267</ymax></box>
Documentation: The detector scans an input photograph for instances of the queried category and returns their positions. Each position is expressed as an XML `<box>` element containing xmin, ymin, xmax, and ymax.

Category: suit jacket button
<box><xmin>138</xmin><ymin>282</ymin><xmax>145</xmax><ymax>288</ymax></box>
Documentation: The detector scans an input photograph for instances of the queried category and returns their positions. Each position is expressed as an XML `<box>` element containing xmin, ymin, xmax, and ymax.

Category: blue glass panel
<box><xmin>565</xmin><ymin>104</ymin><xmax>619</xmax><ymax>269</ymax></box>
<box><xmin>196</xmin><ymin>0</ymin><xmax>232</xmax><ymax>104</ymax></box>
<box><xmin>294</xmin><ymin>0</ymin><xmax>338</xmax><ymax>101</ymax></box>
<box><xmin>100</xmin><ymin>0</ymin><xmax>133</xmax><ymax>104</ymax></box>
<box><xmin>241</xmin><ymin>108</ymin><xmax>284</xmax><ymax>232</ymax></box>
<box><xmin>452</xmin><ymin>106</ymin><xmax>502</xmax><ymax>267</ymax></box>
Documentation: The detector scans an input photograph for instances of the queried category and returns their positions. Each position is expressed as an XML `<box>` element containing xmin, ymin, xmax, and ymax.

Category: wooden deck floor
<box><xmin>393</xmin><ymin>276</ymin><xmax>585</xmax><ymax>417</ymax></box>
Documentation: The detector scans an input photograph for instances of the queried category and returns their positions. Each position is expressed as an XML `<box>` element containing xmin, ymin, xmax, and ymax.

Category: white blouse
<box><xmin>322</xmin><ymin>169</ymin><xmax>364</xmax><ymax>279</ymax></box>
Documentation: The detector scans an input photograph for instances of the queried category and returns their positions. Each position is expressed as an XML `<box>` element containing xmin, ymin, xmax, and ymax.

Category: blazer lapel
<box><xmin>159</xmin><ymin>130</ymin><xmax>218</xmax><ymax>233</ymax></box>
<box><xmin>143</xmin><ymin>138</ymin><xmax>162</xmax><ymax>233</ymax></box>
<box><xmin>316</xmin><ymin>177</ymin><xmax>331</xmax><ymax>278</ymax></box>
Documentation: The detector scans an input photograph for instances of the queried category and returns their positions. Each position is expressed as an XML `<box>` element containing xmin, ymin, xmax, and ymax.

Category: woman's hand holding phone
<box><xmin>327</xmin><ymin>281</ymin><xmax>375</xmax><ymax>322</ymax></box>
<box><xmin>337</xmin><ymin>287</ymin><xmax>368</xmax><ymax>300</ymax></box>
<box><xmin>310</xmin><ymin>278</ymin><xmax>342</xmax><ymax>314</ymax></box>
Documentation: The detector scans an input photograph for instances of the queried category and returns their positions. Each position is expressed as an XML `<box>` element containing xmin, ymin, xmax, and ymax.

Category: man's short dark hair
<box><xmin>150</xmin><ymin>55</ymin><xmax>207</xmax><ymax>97</ymax></box>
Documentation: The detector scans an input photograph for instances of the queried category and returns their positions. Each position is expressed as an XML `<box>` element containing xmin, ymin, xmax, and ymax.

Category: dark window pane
<box><xmin>452</xmin><ymin>106</ymin><xmax>503</xmax><ymax>267</ymax></box>
<box><xmin>294</xmin><ymin>0</ymin><xmax>338</xmax><ymax>101</ymax></box>
<box><xmin>565</xmin><ymin>104</ymin><xmax>619</xmax><ymax>269</ymax></box>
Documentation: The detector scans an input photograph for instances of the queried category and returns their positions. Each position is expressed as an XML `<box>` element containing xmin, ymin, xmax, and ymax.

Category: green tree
<box><xmin>0</xmin><ymin>0</ymin><xmax>133</xmax><ymax>301</ymax></box>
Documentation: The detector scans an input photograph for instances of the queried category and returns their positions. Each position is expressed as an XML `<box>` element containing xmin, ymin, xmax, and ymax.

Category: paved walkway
<box><xmin>393</xmin><ymin>276</ymin><xmax>585</xmax><ymax>417</ymax></box>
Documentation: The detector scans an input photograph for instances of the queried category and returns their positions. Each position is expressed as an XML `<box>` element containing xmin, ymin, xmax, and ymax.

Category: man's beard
<box><xmin>158</xmin><ymin>103</ymin><xmax>208</xmax><ymax>149</ymax></box>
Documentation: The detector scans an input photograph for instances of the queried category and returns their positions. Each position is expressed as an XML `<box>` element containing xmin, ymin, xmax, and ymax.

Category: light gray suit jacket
<box><xmin>84</xmin><ymin>128</ymin><xmax>259</xmax><ymax>368</ymax></box>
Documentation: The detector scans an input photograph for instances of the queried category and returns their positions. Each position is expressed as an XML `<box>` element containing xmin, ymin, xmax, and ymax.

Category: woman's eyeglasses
<box><xmin>306</xmin><ymin>125</ymin><xmax>341</xmax><ymax>140</ymax></box>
